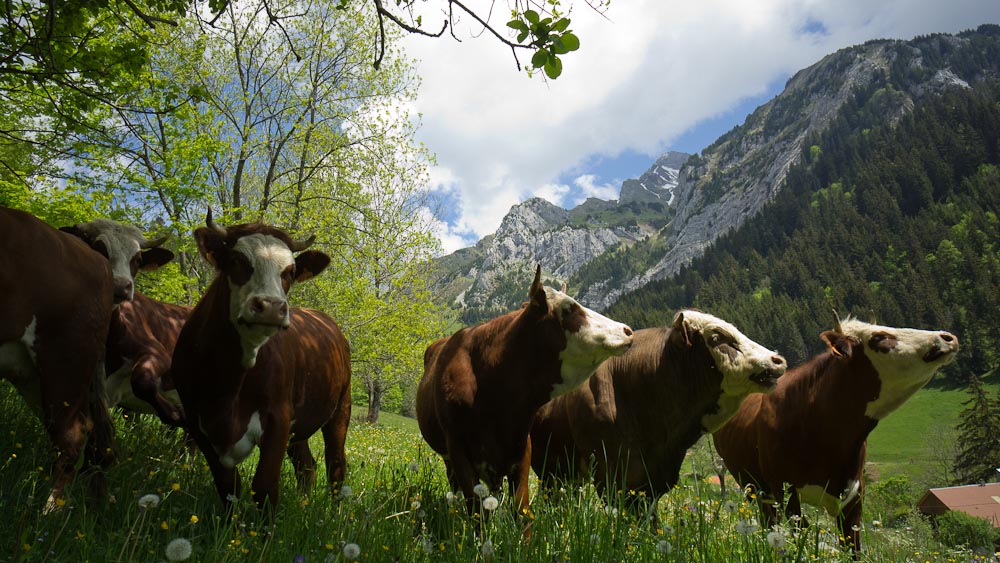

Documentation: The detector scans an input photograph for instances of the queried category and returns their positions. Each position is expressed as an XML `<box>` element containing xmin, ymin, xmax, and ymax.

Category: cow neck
<box><xmin>637</xmin><ymin>328</ymin><xmax>724</xmax><ymax>441</ymax></box>
<box><xmin>188</xmin><ymin>275</ymin><xmax>254</xmax><ymax>387</ymax></box>
<box><xmin>476</xmin><ymin>306</ymin><xmax>562</xmax><ymax>412</ymax></box>
<box><xmin>778</xmin><ymin>351</ymin><xmax>879</xmax><ymax>442</ymax></box>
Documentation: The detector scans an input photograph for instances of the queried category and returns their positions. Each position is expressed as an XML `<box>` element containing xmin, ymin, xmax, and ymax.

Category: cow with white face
<box><xmin>417</xmin><ymin>265</ymin><xmax>634</xmax><ymax>516</ymax></box>
<box><xmin>60</xmin><ymin>219</ymin><xmax>172</xmax><ymax>304</ymax></box>
<box><xmin>531</xmin><ymin>309</ymin><xmax>786</xmax><ymax>513</ymax></box>
<box><xmin>713</xmin><ymin>314</ymin><xmax>959</xmax><ymax>555</ymax></box>
<box><xmin>171</xmin><ymin>211</ymin><xmax>352</xmax><ymax>511</ymax></box>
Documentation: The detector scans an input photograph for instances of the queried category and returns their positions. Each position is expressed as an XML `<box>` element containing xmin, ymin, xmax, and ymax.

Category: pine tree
<box><xmin>953</xmin><ymin>373</ymin><xmax>1000</xmax><ymax>485</ymax></box>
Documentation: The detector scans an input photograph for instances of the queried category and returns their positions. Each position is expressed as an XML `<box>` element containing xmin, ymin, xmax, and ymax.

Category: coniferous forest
<box><xmin>610</xmin><ymin>81</ymin><xmax>1000</xmax><ymax>386</ymax></box>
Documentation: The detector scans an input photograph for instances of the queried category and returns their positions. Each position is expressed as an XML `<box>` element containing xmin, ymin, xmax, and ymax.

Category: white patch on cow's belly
<box><xmin>1</xmin><ymin>317</ymin><xmax>40</xmax><ymax>381</ymax></box>
<box><xmin>219</xmin><ymin>412</ymin><xmax>264</xmax><ymax>468</ymax></box>
<box><xmin>796</xmin><ymin>480</ymin><xmax>860</xmax><ymax>517</ymax></box>
<box><xmin>104</xmin><ymin>361</ymin><xmax>137</xmax><ymax>409</ymax></box>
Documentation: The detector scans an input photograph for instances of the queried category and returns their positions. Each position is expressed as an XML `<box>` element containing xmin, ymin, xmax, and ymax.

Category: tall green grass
<box><xmin>0</xmin><ymin>384</ymin><xmax>991</xmax><ymax>562</ymax></box>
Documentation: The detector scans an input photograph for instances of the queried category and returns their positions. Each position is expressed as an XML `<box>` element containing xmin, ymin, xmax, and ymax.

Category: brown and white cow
<box><xmin>531</xmin><ymin>310</ymin><xmax>786</xmax><ymax>511</ymax></box>
<box><xmin>61</xmin><ymin>219</ymin><xmax>186</xmax><ymax>424</ymax></box>
<box><xmin>59</xmin><ymin>218</ymin><xmax>172</xmax><ymax>305</ymax></box>
<box><xmin>171</xmin><ymin>212</ymin><xmax>351</xmax><ymax>511</ymax></box>
<box><xmin>416</xmin><ymin>266</ymin><xmax>634</xmax><ymax>515</ymax></box>
<box><xmin>712</xmin><ymin>315</ymin><xmax>959</xmax><ymax>554</ymax></box>
<box><xmin>0</xmin><ymin>207</ymin><xmax>117</xmax><ymax>511</ymax></box>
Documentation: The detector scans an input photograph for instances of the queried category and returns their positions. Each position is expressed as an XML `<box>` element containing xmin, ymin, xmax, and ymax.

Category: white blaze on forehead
<box><xmin>839</xmin><ymin>318</ymin><xmax>958</xmax><ymax>420</ymax></box>
<box><xmin>229</xmin><ymin>234</ymin><xmax>295</xmax><ymax>368</ymax></box>
<box><xmin>680</xmin><ymin>310</ymin><xmax>785</xmax><ymax>432</ymax></box>
<box><xmin>546</xmin><ymin>287</ymin><xmax>633</xmax><ymax>398</ymax></box>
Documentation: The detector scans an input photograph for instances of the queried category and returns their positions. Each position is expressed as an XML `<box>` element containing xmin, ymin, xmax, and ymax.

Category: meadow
<box><xmin>0</xmin><ymin>384</ymin><xmax>994</xmax><ymax>563</ymax></box>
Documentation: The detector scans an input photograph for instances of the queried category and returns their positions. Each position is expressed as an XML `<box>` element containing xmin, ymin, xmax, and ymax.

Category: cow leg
<box><xmin>251</xmin><ymin>416</ymin><xmax>291</xmax><ymax>513</ymax></box>
<box><xmin>756</xmin><ymin>484</ymin><xmax>780</xmax><ymax>529</ymax></box>
<box><xmin>784</xmin><ymin>488</ymin><xmax>809</xmax><ymax>528</ymax></box>
<box><xmin>131</xmin><ymin>355</ymin><xmax>184</xmax><ymax>425</ymax></box>
<box><xmin>286</xmin><ymin>441</ymin><xmax>317</xmax><ymax>491</ymax></box>
<box><xmin>321</xmin><ymin>392</ymin><xmax>351</xmax><ymax>492</ymax></box>
<box><xmin>509</xmin><ymin>439</ymin><xmax>532</xmax><ymax>517</ymax></box>
<box><xmin>189</xmin><ymin>428</ymin><xmax>241</xmax><ymax>511</ymax></box>
<box><xmin>839</xmin><ymin>494</ymin><xmax>864</xmax><ymax>557</ymax></box>
<box><xmin>445</xmin><ymin>437</ymin><xmax>480</xmax><ymax>515</ymax></box>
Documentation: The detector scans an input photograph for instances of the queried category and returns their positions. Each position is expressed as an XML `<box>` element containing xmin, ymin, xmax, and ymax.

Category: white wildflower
<box><xmin>138</xmin><ymin>494</ymin><xmax>161</xmax><ymax>509</ymax></box>
<box><xmin>473</xmin><ymin>483</ymin><xmax>489</xmax><ymax>498</ymax></box>
<box><xmin>411</xmin><ymin>500</ymin><xmax>421</xmax><ymax>511</ymax></box>
<box><xmin>656</xmin><ymin>540</ymin><xmax>672</xmax><ymax>554</ymax></box>
<box><xmin>482</xmin><ymin>496</ymin><xmax>499</xmax><ymax>511</ymax></box>
<box><xmin>766</xmin><ymin>530</ymin><xmax>787</xmax><ymax>549</ymax></box>
<box><xmin>446</xmin><ymin>491</ymin><xmax>456</xmax><ymax>505</ymax></box>
<box><xmin>165</xmin><ymin>538</ymin><xmax>192</xmax><ymax>561</ymax></box>
<box><xmin>735</xmin><ymin>519</ymin><xmax>758</xmax><ymax>534</ymax></box>
<box><xmin>342</xmin><ymin>543</ymin><xmax>361</xmax><ymax>560</ymax></box>
<box><xmin>480</xmin><ymin>539</ymin><xmax>494</xmax><ymax>560</ymax></box>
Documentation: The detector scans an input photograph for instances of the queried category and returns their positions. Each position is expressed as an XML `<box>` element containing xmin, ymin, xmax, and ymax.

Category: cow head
<box><xmin>524</xmin><ymin>266</ymin><xmax>634</xmax><ymax>398</ymax></box>
<box><xmin>194</xmin><ymin>210</ymin><xmax>330</xmax><ymax>368</ymax></box>
<box><xmin>822</xmin><ymin>315</ymin><xmax>959</xmax><ymax>420</ymax></box>
<box><xmin>61</xmin><ymin>219</ymin><xmax>173</xmax><ymax>304</ymax></box>
<box><xmin>671</xmin><ymin>310</ymin><xmax>786</xmax><ymax>430</ymax></box>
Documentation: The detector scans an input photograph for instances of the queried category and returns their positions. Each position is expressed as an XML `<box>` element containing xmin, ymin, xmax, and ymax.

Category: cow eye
<box><xmin>130</xmin><ymin>253</ymin><xmax>141</xmax><ymax>273</ymax></box>
<box><xmin>228</xmin><ymin>253</ymin><xmax>253</xmax><ymax>285</ymax></box>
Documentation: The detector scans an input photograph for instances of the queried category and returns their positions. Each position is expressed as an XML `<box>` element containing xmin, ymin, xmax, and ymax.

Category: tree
<box><xmin>953</xmin><ymin>373</ymin><xmax>1000</xmax><ymax>485</ymax></box>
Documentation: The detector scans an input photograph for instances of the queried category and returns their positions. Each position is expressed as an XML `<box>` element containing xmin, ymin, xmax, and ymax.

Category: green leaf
<box><xmin>506</xmin><ymin>19</ymin><xmax>528</xmax><ymax>32</ymax></box>
<box><xmin>524</xmin><ymin>9</ymin><xmax>540</xmax><ymax>24</ymax></box>
<box><xmin>551</xmin><ymin>37</ymin><xmax>568</xmax><ymax>55</ymax></box>
<box><xmin>531</xmin><ymin>49</ymin><xmax>549</xmax><ymax>68</ymax></box>
<box><xmin>544</xmin><ymin>55</ymin><xmax>563</xmax><ymax>79</ymax></box>
<box><xmin>553</xmin><ymin>18</ymin><xmax>571</xmax><ymax>32</ymax></box>
<box><xmin>517</xmin><ymin>30</ymin><xmax>529</xmax><ymax>43</ymax></box>
<box><xmin>560</xmin><ymin>32</ymin><xmax>580</xmax><ymax>52</ymax></box>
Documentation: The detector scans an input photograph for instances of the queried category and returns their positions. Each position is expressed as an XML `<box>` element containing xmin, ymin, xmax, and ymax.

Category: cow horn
<box><xmin>869</xmin><ymin>309</ymin><xmax>877</xmax><ymax>324</ymax></box>
<box><xmin>206</xmin><ymin>207</ymin><xmax>226</xmax><ymax>235</ymax></box>
<box><xmin>140</xmin><ymin>234</ymin><xmax>169</xmax><ymax>249</ymax></box>
<box><xmin>560</xmin><ymin>281</ymin><xmax>568</xmax><ymax>293</ymax></box>
<box><xmin>288</xmin><ymin>234</ymin><xmax>316</xmax><ymax>252</ymax></box>
<box><xmin>831</xmin><ymin>309</ymin><xmax>843</xmax><ymax>334</ymax></box>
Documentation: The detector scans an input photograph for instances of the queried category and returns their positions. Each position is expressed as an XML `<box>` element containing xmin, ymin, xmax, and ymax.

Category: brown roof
<box><xmin>917</xmin><ymin>483</ymin><xmax>1000</xmax><ymax>526</ymax></box>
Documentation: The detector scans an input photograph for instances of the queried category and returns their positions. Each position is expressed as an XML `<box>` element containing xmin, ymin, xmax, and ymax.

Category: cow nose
<box><xmin>771</xmin><ymin>355</ymin><xmax>785</xmax><ymax>367</ymax></box>
<box><xmin>113</xmin><ymin>278</ymin><xmax>134</xmax><ymax>303</ymax></box>
<box><xmin>940</xmin><ymin>332</ymin><xmax>959</xmax><ymax>348</ymax></box>
<box><xmin>623</xmin><ymin>326</ymin><xmax>633</xmax><ymax>337</ymax></box>
<box><xmin>248</xmin><ymin>296</ymin><xmax>288</xmax><ymax>325</ymax></box>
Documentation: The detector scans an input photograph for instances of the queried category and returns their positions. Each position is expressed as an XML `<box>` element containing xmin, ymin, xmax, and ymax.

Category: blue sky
<box><xmin>403</xmin><ymin>0</ymin><xmax>1000</xmax><ymax>253</ymax></box>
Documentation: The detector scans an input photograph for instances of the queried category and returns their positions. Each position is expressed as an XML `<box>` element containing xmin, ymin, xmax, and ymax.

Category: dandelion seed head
<box><xmin>473</xmin><ymin>483</ymin><xmax>489</xmax><ymax>498</ymax></box>
<box><xmin>656</xmin><ymin>540</ymin><xmax>672</xmax><ymax>554</ymax></box>
<box><xmin>480</xmin><ymin>539</ymin><xmax>494</xmax><ymax>559</ymax></box>
<box><xmin>408</xmin><ymin>462</ymin><xmax>419</xmax><ymax>472</ymax></box>
<box><xmin>338</xmin><ymin>485</ymin><xmax>354</xmax><ymax>500</ymax></box>
<box><xmin>342</xmin><ymin>542</ymin><xmax>360</xmax><ymax>560</ymax></box>
<box><xmin>766</xmin><ymin>530</ymin><xmax>787</xmax><ymax>549</ymax></box>
<box><xmin>138</xmin><ymin>494</ymin><xmax>160</xmax><ymax>509</ymax></box>
<box><xmin>723</xmin><ymin>500</ymin><xmax>738</xmax><ymax>512</ymax></box>
<box><xmin>165</xmin><ymin>538</ymin><xmax>192</xmax><ymax>561</ymax></box>
<box><xmin>483</xmin><ymin>496</ymin><xmax>499</xmax><ymax>511</ymax></box>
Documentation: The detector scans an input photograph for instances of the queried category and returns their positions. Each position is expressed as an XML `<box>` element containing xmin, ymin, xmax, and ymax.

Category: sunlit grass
<box><xmin>0</xmin><ymin>383</ymin><xmax>992</xmax><ymax>562</ymax></box>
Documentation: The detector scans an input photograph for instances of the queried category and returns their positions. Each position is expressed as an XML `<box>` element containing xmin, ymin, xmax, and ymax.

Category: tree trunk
<box><xmin>366</xmin><ymin>383</ymin><xmax>383</xmax><ymax>424</ymax></box>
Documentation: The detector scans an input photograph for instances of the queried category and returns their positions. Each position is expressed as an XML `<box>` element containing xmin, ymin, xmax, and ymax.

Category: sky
<box><xmin>400</xmin><ymin>0</ymin><xmax>1000</xmax><ymax>253</ymax></box>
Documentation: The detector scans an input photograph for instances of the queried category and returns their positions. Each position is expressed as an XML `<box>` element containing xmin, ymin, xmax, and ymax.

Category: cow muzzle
<box><xmin>239</xmin><ymin>296</ymin><xmax>290</xmax><ymax>328</ymax></box>
<box><xmin>749</xmin><ymin>355</ymin><xmax>786</xmax><ymax>389</ymax></box>
<box><xmin>923</xmin><ymin>332</ymin><xmax>959</xmax><ymax>363</ymax></box>
<box><xmin>113</xmin><ymin>277</ymin><xmax>134</xmax><ymax>304</ymax></box>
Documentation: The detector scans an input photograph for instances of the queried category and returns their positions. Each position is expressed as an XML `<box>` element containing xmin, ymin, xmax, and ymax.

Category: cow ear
<box><xmin>294</xmin><ymin>250</ymin><xmax>330</xmax><ymax>283</ymax></box>
<box><xmin>670</xmin><ymin>312</ymin><xmax>692</xmax><ymax>348</ymax></box>
<box><xmin>821</xmin><ymin>330</ymin><xmax>854</xmax><ymax>359</ymax></box>
<box><xmin>59</xmin><ymin>225</ymin><xmax>88</xmax><ymax>241</ymax></box>
<box><xmin>528</xmin><ymin>264</ymin><xmax>547</xmax><ymax>311</ymax></box>
<box><xmin>193</xmin><ymin>227</ymin><xmax>226</xmax><ymax>268</ymax></box>
<box><xmin>139</xmin><ymin>247</ymin><xmax>174</xmax><ymax>271</ymax></box>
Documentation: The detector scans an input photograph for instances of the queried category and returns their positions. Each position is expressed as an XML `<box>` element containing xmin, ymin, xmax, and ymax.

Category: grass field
<box><xmin>0</xmin><ymin>382</ymin><xmax>994</xmax><ymax>563</ymax></box>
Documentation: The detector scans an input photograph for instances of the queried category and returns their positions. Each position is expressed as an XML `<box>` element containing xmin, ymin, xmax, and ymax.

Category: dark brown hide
<box><xmin>0</xmin><ymin>206</ymin><xmax>116</xmax><ymax>508</ymax></box>
<box><xmin>416</xmin><ymin>273</ymin><xmax>579</xmax><ymax>515</ymax></box>
<box><xmin>712</xmin><ymin>332</ymin><xmax>884</xmax><ymax>554</ymax></box>
<box><xmin>171</xmin><ymin>223</ymin><xmax>350</xmax><ymax>511</ymax></box>
<box><xmin>106</xmin><ymin>292</ymin><xmax>190</xmax><ymax>424</ymax></box>
<box><xmin>531</xmin><ymin>326</ymin><xmax>725</xmax><ymax>500</ymax></box>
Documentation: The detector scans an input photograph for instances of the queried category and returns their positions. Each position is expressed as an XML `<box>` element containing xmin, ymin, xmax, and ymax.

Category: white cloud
<box><xmin>403</xmin><ymin>0</ymin><xmax>1000</xmax><ymax>250</ymax></box>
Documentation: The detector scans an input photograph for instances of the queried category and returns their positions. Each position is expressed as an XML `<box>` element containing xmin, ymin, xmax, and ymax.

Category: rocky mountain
<box><xmin>433</xmin><ymin>26</ymin><xmax>1000</xmax><ymax>323</ymax></box>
